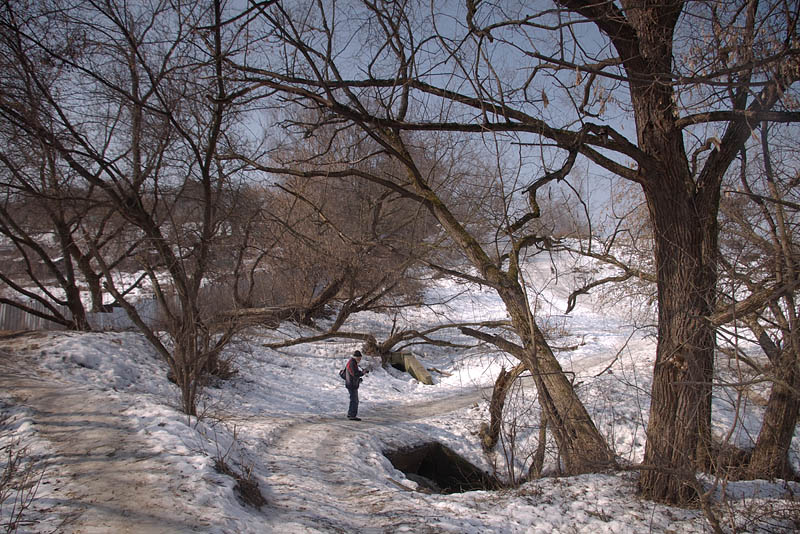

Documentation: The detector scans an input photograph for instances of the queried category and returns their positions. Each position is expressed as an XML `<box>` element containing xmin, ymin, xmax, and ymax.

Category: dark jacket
<box><xmin>345</xmin><ymin>357</ymin><xmax>365</xmax><ymax>389</ymax></box>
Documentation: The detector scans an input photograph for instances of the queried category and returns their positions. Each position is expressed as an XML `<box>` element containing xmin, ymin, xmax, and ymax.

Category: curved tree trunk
<box><xmin>480</xmin><ymin>362</ymin><xmax>526</xmax><ymax>451</ymax></box>
<box><xmin>391</xmin><ymin>137</ymin><xmax>614</xmax><ymax>475</ymax></box>
<box><xmin>746</xmin><ymin>350</ymin><xmax>800</xmax><ymax>480</ymax></box>
<box><xmin>527</xmin><ymin>325</ymin><xmax>616</xmax><ymax>474</ymax></box>
<box><xmin>529</xmin><ymin>389</ymin><xmax>549</xmax><ymax>479</ymax></box>
<box><xmin>500</xmin><ymin>286</ymin><xmax>616</xmax><ymax>474</ymax></box>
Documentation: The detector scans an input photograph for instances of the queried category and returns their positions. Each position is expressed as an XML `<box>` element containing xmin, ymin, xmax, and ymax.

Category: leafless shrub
<box><xmin>717</xmin><ymin>490</ymin><xmax>800</xmax><ymax>533</ymax></box>
<box><xmin>213</xmin><ymin>457</ymin><xmax>266</xmax><ymax>509</ymax></box>
<box><xmin>0</xmin><ymin>414</ymin><xmax>43</xmax><ymax>534</ymax></box>
<box><xmin>208</xmin><ymin>425</ymin><xmax>266</xmax><ymax>509</ymax></box>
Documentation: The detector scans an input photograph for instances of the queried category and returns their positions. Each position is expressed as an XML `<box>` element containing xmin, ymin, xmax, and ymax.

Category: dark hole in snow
<box><xmin>384</xmin><ymin>442</ymin><xmax>499</xmax><ymax>494</ymax></box>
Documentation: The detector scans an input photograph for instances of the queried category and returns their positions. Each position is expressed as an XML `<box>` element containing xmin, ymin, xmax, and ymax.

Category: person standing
<box><xmin>344</xmin><ymin>350</ymin><xmax>368</xmax><ymax>420</ymax></box>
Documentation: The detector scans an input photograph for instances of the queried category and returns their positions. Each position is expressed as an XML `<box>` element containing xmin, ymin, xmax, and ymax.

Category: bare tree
<box><xmin>0</xmin><ymin>133</ymin><xmax>145</xmax><ymax>328</ymax></box>
<box><xmin>252</xmin><ymin>124</ymin><xmax>467</xmax><ymax>322</ymax></box>
<box><xmin>560</xmin><ymin>121</ymin><xmax>800</xmax><ymax>481</ymax></box>
<box><xmin>716</xmin><ymin>122</ymin><xmax>800</xmax><ymax>480</ymax></box>
<box><xmin>234</xmin><ymin>3</ymin><xmax>616</xmax><ymax>475</ymax></box>
<box><xmin>0</xmin><ymin>145</ymin><xmax>93</xmax><ymax>330</ymax></box>
<box><xmin>243</xmin><ymin>125</ymin><xmax>521</xmax><ymax>372</ymax></box>
<box><xmin>0</xmin><ymin>10</ymin><xmax>141</xmax><ymax>329</ymax></box>
<box><xmin>230</xmin><ymin>0</ymin><xmax>799</xmax><ymax>503</ymax></box>
<box><xmin>0</xmin><ymin>0</ymin><xmax>260</xmax><ymax>415</ymax></box>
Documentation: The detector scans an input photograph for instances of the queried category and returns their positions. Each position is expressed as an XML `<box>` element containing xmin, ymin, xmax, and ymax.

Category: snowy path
<box><xmin>0</xmin><ymin>342</ymin><xmax>211</xmax><ymax>534</ymax></box>
<box><xmin>1</xmin><ymin>330</ymin><xmax>562</xmax><ymax>533</ymax></box>
<box><xmin>1</xmin><ymin>333</ymin><xmax>493</xmax><ymax>533</ymax></box>
<box><xmin>249</xmin><ymin>390</ymin><xmax>491</xmax><ymax>533</ymax></box>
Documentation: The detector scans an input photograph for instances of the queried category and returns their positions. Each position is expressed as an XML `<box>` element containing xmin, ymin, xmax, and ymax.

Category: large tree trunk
<box><xmin>171</xmin><ymin>318</ymin><xmax>203</xmax><ymax>417</ymax></box>
<box><xmin>73</xmin><ymin>251</ymin><xmax>106</xmax><ymax>312</ymax></box>
<box><xmin>618</xmin><ymin>6</ymin><xmax>720</xmax><ymax>502</ymax></box>
<box><xmin>55</xmin><ymin>223</ymin><xmax>92</xmax><ymax>331</ymax></box>
<box><xmin>639</xmin><ymin>187</ymin><xmax>718</xmax><ymax>504</ymax></box>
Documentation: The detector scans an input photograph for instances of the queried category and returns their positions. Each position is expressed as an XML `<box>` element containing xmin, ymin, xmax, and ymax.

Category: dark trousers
<box><xmin>347</xmin><ymin>386</ymin><xmax>359</xmax><ymax>418</ymax></box>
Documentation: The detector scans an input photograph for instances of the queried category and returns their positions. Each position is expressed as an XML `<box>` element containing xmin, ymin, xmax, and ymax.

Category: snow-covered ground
<box><xmin>1</xmin><ymin>251</ymin><xmax>798</xmax><ymax>533</ymax></box>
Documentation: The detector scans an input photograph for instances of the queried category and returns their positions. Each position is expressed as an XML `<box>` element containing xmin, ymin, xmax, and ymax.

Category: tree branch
<box><xmin>459</xmin><ymin>326</ymin><xmax>525</xmax><ymax>358</ymax></box>
<box><xmin>677</xmin><ymin>110</ymin><xmax>800</xmax><ymax>128</ymax></box>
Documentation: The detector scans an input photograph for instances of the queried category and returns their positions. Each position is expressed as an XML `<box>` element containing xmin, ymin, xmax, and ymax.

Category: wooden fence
<box><xmin>0</xmin><ymin>298</ymin><xmax>163</xmax><ymax>332</ymax></box>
